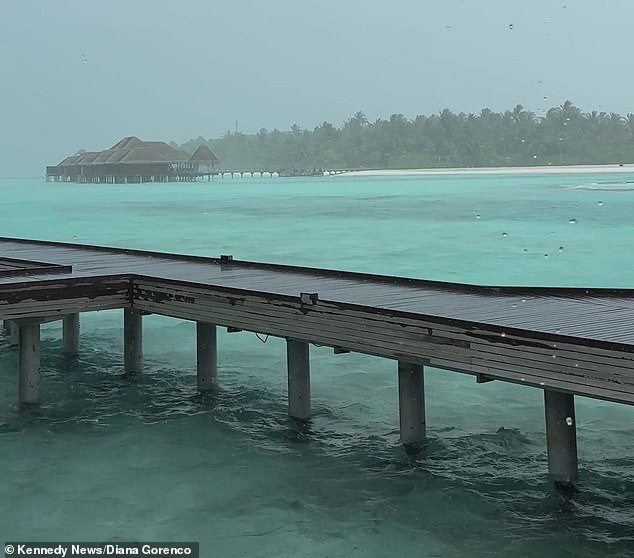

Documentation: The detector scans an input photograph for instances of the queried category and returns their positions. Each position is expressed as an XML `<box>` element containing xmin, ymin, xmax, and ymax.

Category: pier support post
<box><xmin>9</xmin><ymin>321</ymin><xmax>20</xmax><ymax>346</ymax></box>
<box><xmin>18</xmin><ymin>322</ymin><xmax>40</xmax><ymax>405</ymax></box>
<box><xmin>124</xmin><ymin>308</ymin><xmax>143</xmax><ymax>373</ymax></box>
<box><xmin>196</xmin><ymin>322</ymin><xmax>217</xmax><ymax>390</ymax></box>
<box><xmin>544</xmin><ymin>390</ymin><xmax>578</xmax><ymax>483</ymax></box>
<box><xmin>287</xmin><ymin>339</ymin><xmax>310</xmax><ymax>421</ymax></box>
<box><xmin>62</xmin><ymin>313</ymin><xmax>80</xmax><ymax>355</ymax></box>
<box><xmin>398</xmin><ymin>361</ymin><xmax>426</xmax><ymax>445</ymax></box>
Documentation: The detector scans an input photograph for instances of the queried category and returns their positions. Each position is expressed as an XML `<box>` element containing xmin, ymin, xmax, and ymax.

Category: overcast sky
<box><xmin>1</xmin><ymin>0</ymin><xmax>632</xmax><ymax>176</ymax></box>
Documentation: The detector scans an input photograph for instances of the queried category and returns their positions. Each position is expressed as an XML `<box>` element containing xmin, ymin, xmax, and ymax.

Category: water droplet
<box><xmin>574</xmin><ymin>363</ymin><xmax>579</xmax><ymax>367</ymax></box>
<box><xmin>597</xmin><ymin>201</ymin><xmax>603</xmax><ymax>206</ymax></box>
<box><xmin>539</xmin><ymin>381</ymin><xmax>545</xmax><ymax>386</ymax></box>
<box><xmin>521</xmin><ymin>299</ymin><xmax>526</xmax><ymax>303</ymax></box>
<box><xmin>543</xmin><ymin>96</ymin><xmax>547</xmax><ymax>101</ymax></box>
<box><xmin>501</xmin><ymin>332</ymin><xmax>506</xmax><ymax>338</ymax></box>
<box><xmin>544</xmin><ymin>253</ymin><xmax>549</xmax><ymax>258</ymax></box>
<box><xmin>533</xmin><ymin>154</ymin><xmax>538</xmax><ymax>159</ymax></box>
<box><xmin>520</xmin><ymin>377</ymin><xmax>526</xmax><ymax>381</ymax></box>
<box><xmin>445</xmin><ymin>25</ymin><xmax>452</xmax><ymax>30</ymax></box>
<box><xmin>569</xmin><ymin>218</ymin><xmax>577</xmax><ymax>224</ymax></box>
<box><xmin>502</xmin><ymin>232</ymin><xmax>508</xmax><ymax>237</ymax></box>
<box><xmin>508</xmin><ymin>23</ymin><xmax>514</xmax><ymax>30</ymax></box>
<box><xmin>558</xmin><ymin>246</ymin><xmax>564</xmax><ymax>252</ymax></box>
<box><xmin>552</xmin><ymin>354</ymin><xmax>557</xmax><ymax>359</ymax></box>
<box><xmin>521</xmin><ymin>138</ymin><xmax>526</xmax><ymax>143</ymax></box>
<box><xmin>522</xmin><ymin>248</ymin><xmax>528</xmax><ymax>252</ymax></box>
<box><xmin>476</xmin><ymin>214</ymin><xmax>481</xmax><ymax>219</ymax></box>
<box><xmin>566</xmin><ymin>417</ymin><xmax>573</xmax><ymax>426</ymax></box>
<box><xmin>512</xmin><ymin>304</ymin><xmax>517</xmax><ymax>309</ymax></box>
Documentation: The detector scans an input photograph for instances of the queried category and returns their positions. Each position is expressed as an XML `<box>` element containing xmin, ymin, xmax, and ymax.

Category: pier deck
<box><xmin>2</xmin><ymin>236</ymin><xmax>634</xmax><ymax>482</ymax></box>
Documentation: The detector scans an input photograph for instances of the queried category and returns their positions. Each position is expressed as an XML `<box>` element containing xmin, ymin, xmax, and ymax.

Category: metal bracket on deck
<box><xmin>476</xmin><ymin>373</ymin><xmax>495</xmax><ymax>384</ymax></box>
<box><xmin>299</xmin><ymin>292</ymin><xmax>319</xmax><ymax>315</ymax></box>
<box><xmin>227</xmin><ymin>326</ymin><xmax>242</xmax><ymax>333</ymax></box>
<box><xmin>300</xmin><ymin>293</ymin><xmax>319</xmax><ymax>305</ymax></box>
<box><xmin>220</xmin><ymin>254</ymin><xmax>233</xmax><ymax>270</ymax></box>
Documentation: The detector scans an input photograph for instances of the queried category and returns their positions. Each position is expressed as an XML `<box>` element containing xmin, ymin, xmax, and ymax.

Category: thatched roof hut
<box><xmin>46</xmin><ymin>137</ymin><xmax>220</xmax><ymax>183</ymax></box>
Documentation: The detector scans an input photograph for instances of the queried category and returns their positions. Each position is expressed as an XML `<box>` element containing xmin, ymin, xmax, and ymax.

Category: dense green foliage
<box><xmin>177</xmin><ymin>101</ymin><xmax>634</xmax><ymax>172</ymax></box>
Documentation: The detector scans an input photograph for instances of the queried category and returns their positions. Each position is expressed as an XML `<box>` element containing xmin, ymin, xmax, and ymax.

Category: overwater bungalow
<box><xmin>45</xmin><ymin>137</ymin><xmax>220</xmax><ymax>183</ymax></box>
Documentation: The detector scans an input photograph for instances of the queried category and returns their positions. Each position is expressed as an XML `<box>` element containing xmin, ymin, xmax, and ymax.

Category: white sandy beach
<box><xmin>334</xmin><ymin>164</ymin><xmax>634</xmax><ymax>177</ymax></box>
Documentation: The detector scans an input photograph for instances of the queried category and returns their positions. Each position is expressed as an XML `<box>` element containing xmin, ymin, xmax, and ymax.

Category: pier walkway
<box><xmin>2</xmin><ymin>237</ymin><xmax>634</xmax><ymax>483</ymax></box>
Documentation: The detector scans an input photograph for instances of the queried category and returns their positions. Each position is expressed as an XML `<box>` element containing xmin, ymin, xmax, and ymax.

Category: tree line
<box><xmin>175</xmin><ymin>101</ymin><xmax>634</xmax><ymax>173</ymax></box>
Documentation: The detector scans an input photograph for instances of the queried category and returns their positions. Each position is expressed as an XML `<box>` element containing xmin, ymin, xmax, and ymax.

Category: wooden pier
<box><xmin>3</xmin><ymin>237</ymin><xmax>634</xmax><ymax>484</ymax></box>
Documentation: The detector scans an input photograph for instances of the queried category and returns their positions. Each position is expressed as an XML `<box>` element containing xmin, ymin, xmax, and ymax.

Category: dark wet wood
<box><xmin>1</xmin><ymin>237</ymin><xmax>634</xmax><ymax>405</ymax></box>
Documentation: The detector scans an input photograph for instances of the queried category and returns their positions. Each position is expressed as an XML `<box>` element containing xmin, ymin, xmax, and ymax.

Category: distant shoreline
<box><xmin>333</xmin><ymin>164</ymin><xmax>634</xmax><ymax>177</ymax></box>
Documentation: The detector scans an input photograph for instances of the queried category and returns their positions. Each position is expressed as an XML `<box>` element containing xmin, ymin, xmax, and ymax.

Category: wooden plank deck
<box><xmin>1</xmin><ymin>236</ymin><xmax>634</xmax><ymax>405</ymax></box>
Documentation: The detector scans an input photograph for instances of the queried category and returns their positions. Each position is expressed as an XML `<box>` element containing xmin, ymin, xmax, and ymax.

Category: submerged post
<box><xmin>287</xmin><ymin>339</ymin><xmax>310</xmax><ymax>421</ymax></box>
<box><xmin>544</xmin><ymin>389</ymin><xmax>578</xmax><ymax>483</ymax></box>
<box><xmin>62</xmin><ymin>313</ymin><xmax>80</xmax><ymax>355</ymax></box>
<box><xmin>124</xmin><ymin>308</ymin><xmax>143</xmax><ymax>373</ymax></box>
<box><xmin>18</xmin><ymin>322</ymin><xmax>40</xmax><ymax>405</ymax></box>
<box><xmin>398</xmin><ymin>361</ymin><xmax>426</xmax><ymax>445</ymax></box>
<box><xmin>196</xmin><ymin>322</ymin><xmax>217</xmax><ymax>391</ymax></box>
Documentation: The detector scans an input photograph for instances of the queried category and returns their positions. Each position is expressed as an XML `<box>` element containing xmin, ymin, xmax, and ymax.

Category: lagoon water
<box><xmin>2</xmin><ymin>172</ymin><xmax>634</xmax><ymax>556</ymax></box>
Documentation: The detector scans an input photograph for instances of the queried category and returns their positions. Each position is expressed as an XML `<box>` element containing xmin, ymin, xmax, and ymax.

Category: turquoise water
<box><xmin>2</xmin><ymin>172</ymin><xmax>634</xmax><ymax>556</ymax></box>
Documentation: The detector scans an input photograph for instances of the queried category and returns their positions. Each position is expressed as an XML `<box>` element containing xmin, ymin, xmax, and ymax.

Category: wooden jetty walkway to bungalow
<box><xmin>3</xmin><ymin>237</ymin><xmax>634</xmax><ymax>484</ymax></box>
<box><xmin>44</xmin><ymin>135</ymin><xmax>361</xmax><ymax>184</ymax></box>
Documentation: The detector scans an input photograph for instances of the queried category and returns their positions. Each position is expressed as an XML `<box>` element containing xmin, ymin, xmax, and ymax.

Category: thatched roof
<box><xmin>189</xmin><ymin>144</ymin><xmax>220</xmax><ymax>164</ymax></box>
<box><xmin>110</xmin><ymin>136</ymin><xmax>144</xmax><ymax>150</ymax></box>
<box><xmin>55</xmin><ymin>137</ymin><xmax>207</xmax><ymax>167</ymax></box>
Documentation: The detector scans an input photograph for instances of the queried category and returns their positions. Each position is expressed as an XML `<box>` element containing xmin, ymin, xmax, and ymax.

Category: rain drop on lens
<box><xmin>476</xmin><ymin>214</ymin><xmax>481</xmax><ymax>219</ymax></box>
<box><xmin>544</xmin><ymin>254</ymin><xmax>549</xmax><ymax>258</ymax></box>
<box><xmin>597</xmin><ymin>201</ymin><xmax>603</xmax><ymax>206</ymax></box>
<box><xmin>501</xmin><ymin>332</ymin><xmax>506</xmax><ymax>338</ymax></box>
<box><xmin>569</xmin><ymin>218</ymin><xmax>577</xmax><ymax>224</ymax></box>
<box><xmin>502</xmin><ymin>232</ymin><xmax>508</xmax><ymax>237</ymax></box>
<box><xmin>566</xmin><ymin>417</ymin><xmax>573</xmax><ymax>426</ymax></box>
<box><xmin>508</xmin><ymin>23</ymin><xmax>514</xmax><ymax>29</ymax></box>
<box><xmin>558</xmin><ymin>246</ymin><xmax>564</xmax><ymax>252</ymax></box>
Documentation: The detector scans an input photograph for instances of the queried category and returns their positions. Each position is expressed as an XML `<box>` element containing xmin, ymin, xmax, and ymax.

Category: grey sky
<box><xmin>1</xmin><ymin>0</ymin><xmax>632</xmax><ymax>176</ymax></box>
